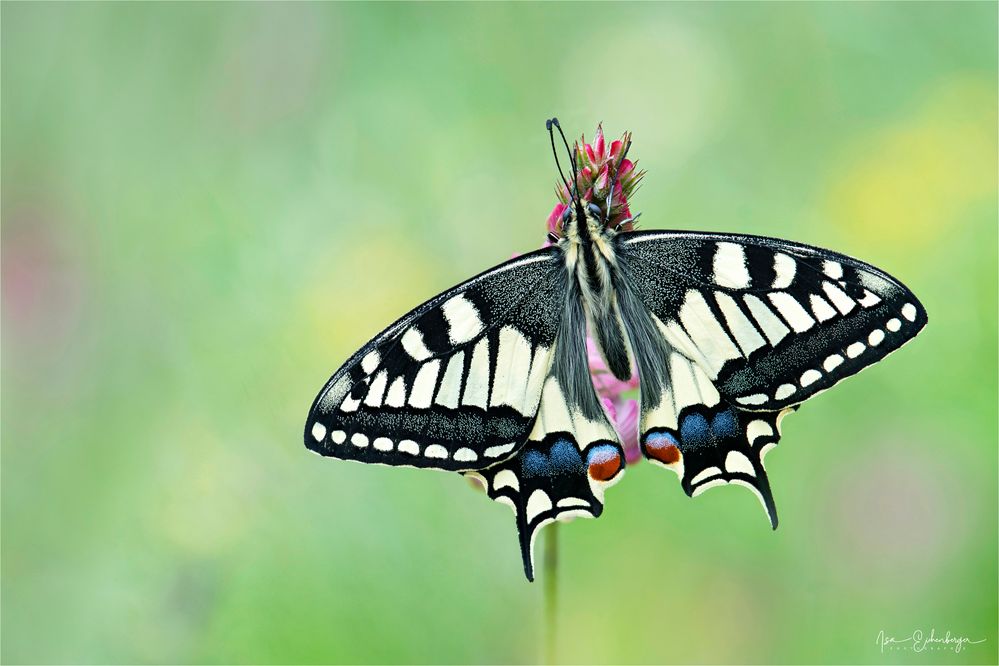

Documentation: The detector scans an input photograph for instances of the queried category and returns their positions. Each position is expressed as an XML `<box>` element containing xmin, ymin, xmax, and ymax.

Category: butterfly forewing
<box><xmin>620</xmin><ymin>231</ymin><xmax>927</xmax><ymax>410</ymax></box>
<box><xmin>614</xmin><ymin>230</ymin><xmax>926</xmax><ymax>523</ymax></box>
<box><xmin>305</xmin><ymin>248</ymin><xmax>564</xmax><ymax>471</ymax></box>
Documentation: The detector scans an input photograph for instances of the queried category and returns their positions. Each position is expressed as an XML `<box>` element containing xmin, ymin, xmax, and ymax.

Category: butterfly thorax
<box><xmin>560</xmin><ymin>206</ymin><xmax>634</xmax><ymax>381</ymax></box>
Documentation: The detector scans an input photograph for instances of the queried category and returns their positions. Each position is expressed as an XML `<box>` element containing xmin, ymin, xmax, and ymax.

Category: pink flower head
<box><xmin>586</xmin><ymin>337</ymin><xmax>639</xmax><ymax>398</ymax></box>
<box><xmin>546</xmin><ymin>124</ymin><xmax>646</xmax><ymax>239</ymax></box>
<box><xmin>546</xmin><ymin>201</ymin><xmax>569</xmax><ymax>237</ymax></box>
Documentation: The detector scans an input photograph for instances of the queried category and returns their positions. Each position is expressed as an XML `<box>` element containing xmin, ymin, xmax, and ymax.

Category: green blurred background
<box><xmin>3</xmin><ymin>3</ymin><xmax>997</xmax><ymax>664</ymax></box>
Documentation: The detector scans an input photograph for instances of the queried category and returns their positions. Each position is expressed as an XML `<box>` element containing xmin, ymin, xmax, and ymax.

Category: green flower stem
<box><xmin>544</xmin><ymin>522</ymin><xmax>559</xmax><ymax>664</ymax></box>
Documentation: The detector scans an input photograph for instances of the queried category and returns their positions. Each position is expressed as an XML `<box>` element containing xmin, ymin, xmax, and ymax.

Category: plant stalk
<box><xmin>543</xmin><ymin>522</ymin><xmax>559</xmax><ymax>664</ymax></box>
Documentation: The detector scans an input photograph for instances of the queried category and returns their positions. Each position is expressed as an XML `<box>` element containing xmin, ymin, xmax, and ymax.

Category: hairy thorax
<box><xmin>559</xmin><ymin>208</ymin><xmax>633</xmax><ymax>380</ymax></box>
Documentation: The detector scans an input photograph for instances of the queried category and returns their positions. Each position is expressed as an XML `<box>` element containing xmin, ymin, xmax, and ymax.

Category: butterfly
<box><xmin>304</xmin><ymin>119</ymin><xmax>927</xmax><ymax>581</ymax></box>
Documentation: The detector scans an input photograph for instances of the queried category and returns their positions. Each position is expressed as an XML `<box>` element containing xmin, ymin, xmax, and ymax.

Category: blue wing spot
<box><xmin>644</xmin><ymin>431</ymin><xmax>680</xmax><ymax>448</ymax></box>
<box><xmin>711</xmin><ymin>409</ymin><xmax>739</xmax><ymax>439</ymax></box>
<box><xmin>549</xmin><ymin>439</ymin><xmax>583</xmax><ymax>473</ymax></box>
<box><xmin>680</xmin><ymin>413</ymin><xmax>711</xmax><ymax>450</ymax></box>
<box><xmin>586</xmin><ymin>444</ymin><xmax>619</xmax><ymax>467</ymax></box>
<box><xmin>521</xmin><ymin>449</ymin><xmax>549</xmax><ymax>478</ymax></box>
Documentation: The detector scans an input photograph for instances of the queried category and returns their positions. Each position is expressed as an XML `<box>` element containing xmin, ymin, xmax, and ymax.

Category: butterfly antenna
<box><xmin>550</xmin><ymin>118</ymin><xmax>579</xmax><ymax>201</ymax></box>
<box><xmin>546</xmin><ymin>118</ymin><xmax>572</xmax><ymax>200</ymax></box>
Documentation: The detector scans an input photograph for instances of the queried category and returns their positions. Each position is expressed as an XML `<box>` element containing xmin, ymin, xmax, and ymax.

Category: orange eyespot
<box><xmin>587</xmin><ymin>445</ymin><xmax>623</xmax><ymax>482</ymax></box>
<box><xmin>644</xmin><ymin>432</ymin><xmax>682</xmax><ymax>465</ymax></box>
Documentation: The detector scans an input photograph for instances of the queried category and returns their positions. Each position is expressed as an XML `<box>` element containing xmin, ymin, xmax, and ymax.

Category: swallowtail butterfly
<box><xmin>305</xmin><ymin>119</ymin><xmax>927</xmax><ymax>581</ymax></box>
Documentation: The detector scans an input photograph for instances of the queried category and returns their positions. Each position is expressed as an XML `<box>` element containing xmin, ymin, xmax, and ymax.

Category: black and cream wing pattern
<box><xmin>306</xmin><ymin>248</ymin><xmax>564</xmax><ymax>470</ymax></box>
<box><xmin>305</xmin><ymin>121</ymin><xmax>926</xmax><ymax>582</ymax></box>
<box><xmin>306</xmin><ymin>248</ymin><xmax>626</xmax><ymax>579</ymax></box>
<box><xmin>615</xmin><ymin>231</ymin><xmax>926</xmax><ymax>525</ymax></box>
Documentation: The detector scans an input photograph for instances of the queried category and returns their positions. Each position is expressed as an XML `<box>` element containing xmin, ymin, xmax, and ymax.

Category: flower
<box><xmin>547</xmin><ymin>124</ymin><xmax>645</xmax><ymax>239</ymax></box>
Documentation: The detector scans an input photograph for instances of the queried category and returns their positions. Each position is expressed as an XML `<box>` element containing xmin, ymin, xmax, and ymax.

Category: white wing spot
<box><xmin>661</xmin><ymin>318</ymin><xmax>714</xmax><ymax>376</ymax></box>
<box><xmin>526</xmin><ymin>489</ymin><xmax>553</xmax><ymax>522</ymax></box>
<box><xmin>887</xmin><ymin>318</ymin><xmax>902</xmax><ymax>332</ymax></box>
<box><xmin>824</xmin><ymin>354</ymin><xmax>844</xmax><ymax>372</ymax></box>
<box><xmin>712</xmin><ymin>242</ymin><xmax>751</xmax><ymax>289</ymax></box>
<box><xmin>775</xmin><ymin>384</ymin><xmax>795</xmax><ymax>400</ymax></box>
<box><xmin>424</xmin><ymin>444</ymin><xmax>448</xmax><ymax>459</ymax></box>
<box><xmin>398</xmin><ymin>440</ymin><xmax>419</xmax><ymax>455</ymax></box>
<box><xmin>493</xmin><ymin>469</ymin><xmax>519</xmax><ymax>491</ymax></box>
<box><xmin>373</xmin><ymin>437</ymin><xmax>393</xmax><ymax>452</ymax></box>
<box><xmin>902</xmin><ymin>303</ymin><xmax>918</xmax><ymax>321</ymax></box>
<box><xmin>441</xmin><ymin>294</ymin><xmax>484</xmax><ymax>345</ymax></box>
<box><xmin>725</xmin><ymin>451</ymin><xmax>756</xmax><ymax>477</ymax></box>
<box><xmin>434</xmin><ymin>352</ymin><xmax>464</xmax><ymax>409</ymax></box>
<box><xmin>847</xmin><ymin>342</ymin><xmax>865</xmax><ymax>358</ymax></box>
<box><xmin>385</xmin><ymin>377</ymin><xmax>407</xmax><ymax>408</ymax></box>
<box><xmin>691</xmin><ymin>361</ymin><xmax>721</xmax><ymax>408</ymax></box>
<box><xmin>809</xmin><ymin>294</ymin><xmax>838</xmax><ymax>322</ymax></box>
<box><xmin>557</xmin><ymin>497</ymin><xmax>590</xmax><ymax>509</ymax></box>
<box><xmin>485</xmin><ymin>442</ymin><xmax>516</xmax><ymax>458</ymax></box>
<box><xmin>490</xmin><ymin>326</ymin><xmax>532</xmax><ymax>413</ymax></box>
<box><xmin>857</xmin><ymin>289</ymin><xmax>882</xmax><ymax>308</ymax></box>
<box><xmin>331</xmin><ymin>430</ymin><xmax>346</xmax><ymax>444</ymax></box>
<box><xmin>822</xmin><ymin>281</ymin><xmax>856</xmax><ymax>315</ymax></box>
<box><xmin>340</xmin><ymin>392</ymin><xmax>361</xmax><ymax>413</ymax></box>
<box><xmin>714</xmin><ymin>292</ymin><xmax>766</xmax><ymax>356</ymax></box>
<box><xmin>769</xmin><ymin>292</ymin><xmax>815</xmax><ymax>333</ymax></box>
<box><xmin>526</xmin><ymin>343</ymin><xmax>551</xmax><ymax>404</ymax></box>
<box><xmin>800</xmin><ymin>369</ymin><xmax>822</xmax><ymax>387</ymax></box>
<box><xmin>351</xmin><ymin>433</ymin><xmax>369</xmax><ymax>448</ymax></box>
<box><xmin>822</xmin><ymin>260</ymin><xmax>843</xmax><ymax>280</ymax></box>
<box><xmin>310</xmin><ymin>422</ymin><xmax>327</xmax><ymax>442</ymax></box>
<box><xmin>361</xmin><ymin>351</ymin><xmax>380</xmax><ymax>375</ymax></box>
<box><xmin>401</xmin><ymin>327</ymin><xmax>432</xmax><ymax>361</ymax></box>
<box><xmin>772</xmin><ymin>253</ymin><xmax>796</xmax><ymax>289</ymax></box>
<box><xmin>454</xmin><ymin>447</ymin><xmax>477</xmax><ymax>463</ymax></box>
<box><xmin>678</xmin><ymin>290</ymin><xmax>741</xmax><ymax>374</ymax></box>
<box><xmin>692</xmin><ymin>478</ymin><xmax>727</xmax><ymax>497</ymax></box>
<box><xmin>462</xmin><ymin>337</ymin><xmax>491</xmax><ymax>408</ymax></box>
<box><xmin>670</xmin><ymin>353</ymin><xmax>702</xmax><ymax>413</ymax></box>
<box><xmin>690</xmin><ymin>466</ymin><xmax>723</xmax><ymax>485</ymax></box>
<box><xmin>746</xmin><ymin>420</ymin><xmax>774</xmax><ymax>446</ymax></box>
<box><xmin>364</xmin><ymin>371</ymin><xmax>388</xmax><ymax>407</ymax></box>
<box><xmin>868</xmin><ymin>329</ymin><xmax>885</xmax><ymax>346</ymax></box>
<box><xmin>737</xmin><ymin>393</ymin><xmax>768</xmax><ymax>406</ymax></box>
<box><xmin>743</xmin><ymin>294</ymin><xmax>790</xmax><ymax>346</ymax></box>
<box><xmin>408</xmin><ymin>360</ymin><xmax>441</xmax><ymax>409</ymax></box>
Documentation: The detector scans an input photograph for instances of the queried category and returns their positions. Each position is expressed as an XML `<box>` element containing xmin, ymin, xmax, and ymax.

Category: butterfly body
<box><xmin>561</xmin><ymin>204</ymin><xmax>634</xmax><ymax>382</ymax></box>
<box><xmin>305</xmin><ymin>129</ymin><xmax>927</xmax><ymax>581</ymax></box>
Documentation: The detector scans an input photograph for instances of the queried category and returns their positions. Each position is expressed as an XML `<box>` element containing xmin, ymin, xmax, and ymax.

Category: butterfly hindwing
<box><xmin>640</xmin><ymin>376</ymin><xmax>791</xmax><ymax>528</ymax></box>
<box><xmin>305</xmin><ymin>248</ymin><xmax>564</xmax><ymax>471</ymax></box>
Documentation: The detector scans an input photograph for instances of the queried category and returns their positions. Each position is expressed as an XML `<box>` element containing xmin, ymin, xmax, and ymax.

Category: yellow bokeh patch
<box><xmin>825</xmin><ymin>77</ymin><xmax>997</xmax><ymax>257</ymax></box>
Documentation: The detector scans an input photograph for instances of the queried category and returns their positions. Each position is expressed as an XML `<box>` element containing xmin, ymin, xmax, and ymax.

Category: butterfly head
<box><xmin>557</xmin><ymin>201</ymin><xmax>611</xmax><ymax>239</ymax></box>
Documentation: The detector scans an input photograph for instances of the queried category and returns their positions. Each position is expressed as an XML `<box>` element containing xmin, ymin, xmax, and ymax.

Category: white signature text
<box><xmin>876</xmin><ymin>629</ymin><xmax>986</xmax><ymax>654</ymax></box>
